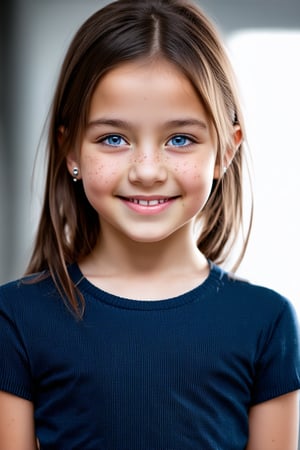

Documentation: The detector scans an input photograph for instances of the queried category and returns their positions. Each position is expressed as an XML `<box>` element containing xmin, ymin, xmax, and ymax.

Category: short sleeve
<box><xmin>251</xmin><ymin>298</ymin><xmax>300</xmax><ymax>405</ymax></box>
<box><xmin>0</xmin><ymin>286</ymin><xmax>33</xmax><ymax>400</ymax></box>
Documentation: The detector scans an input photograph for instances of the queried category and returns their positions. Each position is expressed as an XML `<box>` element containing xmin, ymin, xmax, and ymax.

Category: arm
<box><xmin>0</xmin><ymin>390</ymin><xmax>38</xmax><ymax>450</ymax></box>
<box><xmin>246</xmin><ymin>390</ymin><xmax>299</xmax><ymax>450</ymax></box>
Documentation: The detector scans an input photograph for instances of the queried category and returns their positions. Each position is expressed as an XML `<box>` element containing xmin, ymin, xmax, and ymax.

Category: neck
<box><xmin>78</xmin><ymin>224</ymin><xmax>210</xmax><ymax>300</ymax></box>
<box><xmin>79</xmin><ymin>224</ymin><xmax>207</xmax><ymax>278</ymax></box>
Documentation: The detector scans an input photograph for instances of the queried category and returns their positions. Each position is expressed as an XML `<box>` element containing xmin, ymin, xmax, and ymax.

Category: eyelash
<box><xmin>96</xmin><ymin>134</ymin><xmax>196</xmax><ymax>149</ymax></box>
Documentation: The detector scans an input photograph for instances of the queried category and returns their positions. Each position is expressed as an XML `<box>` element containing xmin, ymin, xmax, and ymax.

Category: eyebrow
<box><xmin>86</xmin><ymin>118</ymin><xmax>208</xmax><ymax>131</ymax></box>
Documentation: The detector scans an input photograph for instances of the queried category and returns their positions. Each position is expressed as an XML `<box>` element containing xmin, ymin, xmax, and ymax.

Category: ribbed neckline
<box><xmin>68</xmin><ymin>262</ymin><xmax>226</xmax><ymax>311</ymax></box>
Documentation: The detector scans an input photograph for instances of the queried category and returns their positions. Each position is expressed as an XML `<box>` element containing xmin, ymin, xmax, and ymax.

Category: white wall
<box><xmin>229</xmin><ymin>31</ymin><xmax>300</xmax><ymax>312</ymax></box>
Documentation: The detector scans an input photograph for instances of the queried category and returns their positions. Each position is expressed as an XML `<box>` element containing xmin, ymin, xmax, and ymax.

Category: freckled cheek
<box><xmin>183</xmin><ymin>176</ymin><xmax>212</xmax><ymax>202</ymax></box>
<box><xmin>176</xmin><ymin>161</ymin><xmax>215</xmax><ymax>187</ymax></box>
<box><xmin>80</xmin><ymin>159</ymin><xmax>121</xmax><ymax>191</ymax></box>
<box><xmin>176</xmin><ymin>161</ymin><xmax>215</xmax><ymax>210</ymax></box>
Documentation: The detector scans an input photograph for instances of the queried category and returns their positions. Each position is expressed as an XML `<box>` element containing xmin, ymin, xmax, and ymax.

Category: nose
<box><xmin>128</xmin><ymin>149</ymin><xmax>168</xmax><ymax>186</ymax></box>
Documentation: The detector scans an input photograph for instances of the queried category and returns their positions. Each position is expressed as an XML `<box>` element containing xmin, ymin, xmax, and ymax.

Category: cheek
<box><xmin>80</xmin><ymin>157</ymin><xmax>120</xmax><ymax>195</ymax></box>
<box><xmin>175</xmin><ymin>157</ymin><xmax>216</xmax><ymax>215</ymax></box>
<box><xmin>176</xmin><ymin>157</ymin><xmax>216</xmax><ymax>191</ymax></box>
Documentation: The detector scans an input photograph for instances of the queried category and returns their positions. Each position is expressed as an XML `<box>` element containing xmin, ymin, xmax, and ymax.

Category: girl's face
<box><xmin>67</xmin><ymin>58</ymin><xmax>220</xmax><ymax>244</ymax></box>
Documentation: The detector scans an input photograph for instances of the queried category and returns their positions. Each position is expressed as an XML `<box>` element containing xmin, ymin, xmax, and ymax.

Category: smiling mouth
<box><xmin>129</xmin><ymin>198</ymin><xmax>169</xmax><ymax>206</ymax></box>
<box><xmin>118</xmin><ymin>196</ymin><xmax>179</xmax><ymax>207</ymax></box>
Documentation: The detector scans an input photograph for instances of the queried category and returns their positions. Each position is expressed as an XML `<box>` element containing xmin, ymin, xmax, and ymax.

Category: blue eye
<box><xmin>167</xmin><ymin>135</ymin><xmax>192</xmax><ymax>147</ymax></box>
<box><xmin>102</xmin><ymin>135</ymin><xmax>127</xmax><ymax>146</ymax></box>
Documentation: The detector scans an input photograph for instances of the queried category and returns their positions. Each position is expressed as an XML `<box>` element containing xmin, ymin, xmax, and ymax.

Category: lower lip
<box><xmin>120</xmin><ymin>198</ymin><xmax>176</xmax><ymax>215</ymax></box>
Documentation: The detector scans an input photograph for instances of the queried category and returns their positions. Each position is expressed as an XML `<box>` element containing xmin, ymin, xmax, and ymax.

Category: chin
<box><xmin>124</xmin><ymin>229</ymin><xmax>180</xmax><ymax>244</ymax></box>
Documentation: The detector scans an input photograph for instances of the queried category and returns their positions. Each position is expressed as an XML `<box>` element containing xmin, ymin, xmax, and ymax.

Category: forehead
<box><xmin>88</xmin><ymin>58</ymin><xmax>210</xmax><ymax>125</ymax></box>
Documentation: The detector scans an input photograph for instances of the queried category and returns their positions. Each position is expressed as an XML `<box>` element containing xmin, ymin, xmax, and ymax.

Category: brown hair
<box><xmin>26</xmin><ymin>0</ymin><xmax>252</xmax><ymax>315</ymax></box>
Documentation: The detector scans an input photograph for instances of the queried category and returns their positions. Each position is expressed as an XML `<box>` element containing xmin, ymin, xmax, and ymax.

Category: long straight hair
<box><xmin>26</xmin><ymin>0</ymin><xmax>252</xmax><ymax>316</ymax></box>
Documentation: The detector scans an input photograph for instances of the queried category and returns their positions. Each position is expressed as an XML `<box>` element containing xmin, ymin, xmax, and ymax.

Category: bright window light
<box><xmin>228</xmin><ymin>31</ymin><xmax>300</xmax><ymax>313</ymax></box>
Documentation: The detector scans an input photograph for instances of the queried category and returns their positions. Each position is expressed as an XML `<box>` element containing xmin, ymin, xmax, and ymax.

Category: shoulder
<box><xmin>0</xmin><ymin>272</ymin><xmax>59</xmax><ymax>317</ymax></box>
<box><xmin>215</xmin><ymin>263</ymin><xmax>291</xmax><ymax>305</ymax></box>
<box><xmin>0</xmin><ymin>272</ymin><xmax>52</xmax><ymax>295</ymax></box>
<box><xmin>211</xmin><ymin>263</ymin><xmax>298</xmax><ymax>326</ymax></box>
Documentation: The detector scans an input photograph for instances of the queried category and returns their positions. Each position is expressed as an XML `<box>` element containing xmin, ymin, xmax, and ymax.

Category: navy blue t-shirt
<box><xmin>0</xmin><ymin>263</ymin><xmax>299</xmax><ymax>449</ymax></box>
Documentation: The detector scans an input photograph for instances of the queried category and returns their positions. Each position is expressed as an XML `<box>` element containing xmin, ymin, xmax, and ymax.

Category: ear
<box><xmin>66</xmin><ymin>151</ymin><xmax>81</xmax><ymax>179</ymax></box>
<box><xmin>214</xmin><ymin>124</ymin><xmax>243</xmax><ymax>179</ymax></box>
<box><xmin>58</xmin><ymin>126</ymin><xmax>82</xmax><ymax>179</ymax></box>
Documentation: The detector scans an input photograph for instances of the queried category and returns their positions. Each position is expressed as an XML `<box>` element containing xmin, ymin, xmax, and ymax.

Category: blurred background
<box><xmin>0</xmin><ymin>0</ymin><xmax>299</xmax><ymax>316</ymax></box>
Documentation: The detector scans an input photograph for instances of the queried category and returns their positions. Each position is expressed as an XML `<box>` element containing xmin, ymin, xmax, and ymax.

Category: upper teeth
<box><xmin>130</xmin><ymin>199</ymin><xmax>168</xmax><ymax>206</ymax></box>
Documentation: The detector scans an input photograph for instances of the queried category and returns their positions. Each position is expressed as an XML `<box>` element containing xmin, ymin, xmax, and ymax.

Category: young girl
<box><xmin>0</xmin><ymin>0</ymin><xmax>299</xmax><ymax>448</ymax></box>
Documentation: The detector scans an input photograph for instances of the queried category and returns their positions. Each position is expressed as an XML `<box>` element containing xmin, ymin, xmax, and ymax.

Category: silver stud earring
<box><xmin>223</xmin><ymin>166</ymin><xmax>227</xmax><ymax>175</ymax></box>
<box><xmin>72</xmin><ymin>167</ymin><xmax>79</xmax><ymax>182</ymax></box>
